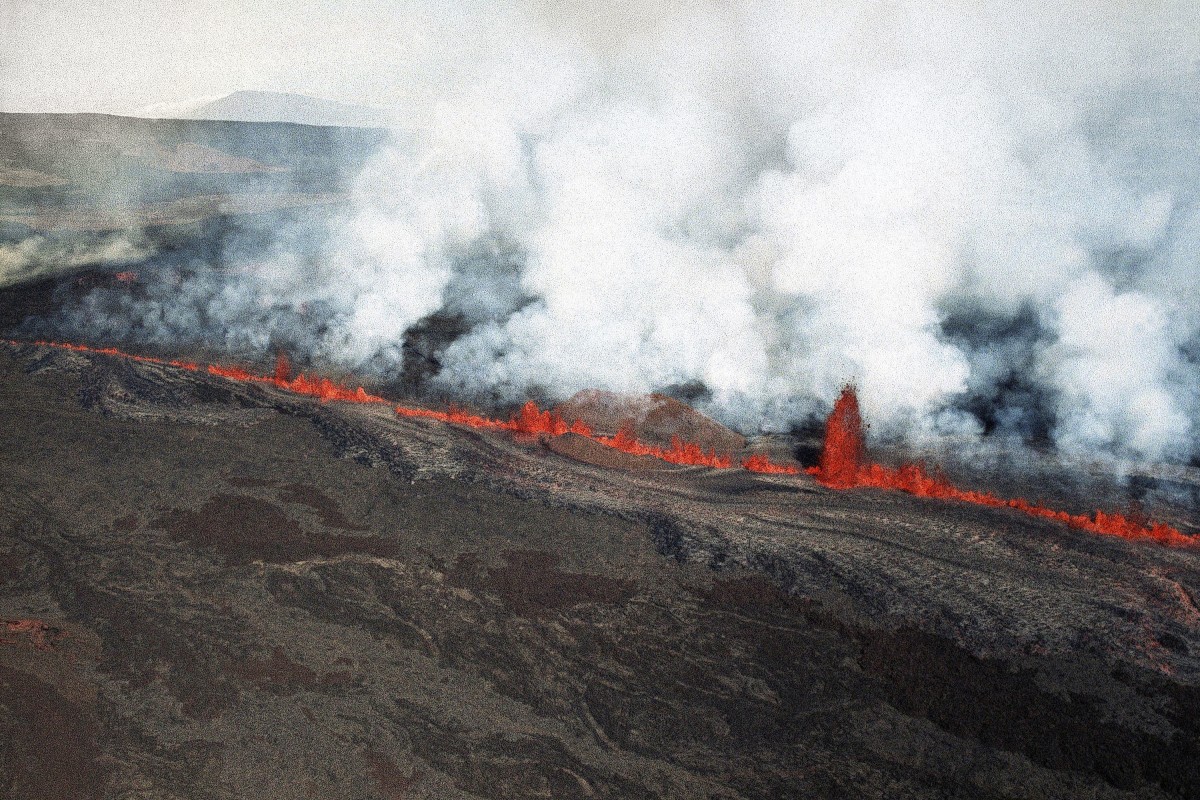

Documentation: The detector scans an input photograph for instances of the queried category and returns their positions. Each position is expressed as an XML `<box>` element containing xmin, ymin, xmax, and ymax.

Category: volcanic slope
<box><xmin>1</xmin><ymin>342</ymin><xmax>1199</xmax><ymax>799</ymax></box>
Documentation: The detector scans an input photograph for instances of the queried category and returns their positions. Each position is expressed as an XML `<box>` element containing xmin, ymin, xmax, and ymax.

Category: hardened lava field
<box><xmin>1</xmin><ymin>342</ymin><xmax>1199</xmax><ymax>799</ymax></box>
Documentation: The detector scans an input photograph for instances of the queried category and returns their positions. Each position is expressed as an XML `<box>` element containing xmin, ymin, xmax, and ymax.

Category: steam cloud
<box><xmin>37</xmin><ymin>1</ymin><xmax>1200</xmax><ymax>465</ymax></box>
<box><xmin>1</xmin><ymin>231</ymin><xmax>153</xmax><ymax>288</ymax></box>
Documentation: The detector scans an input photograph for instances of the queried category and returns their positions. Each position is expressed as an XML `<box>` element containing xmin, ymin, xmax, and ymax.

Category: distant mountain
<box><xmin>134</xmin><ymin>90</ymin><xmax>391</xmax><ymax>128</ymax></box>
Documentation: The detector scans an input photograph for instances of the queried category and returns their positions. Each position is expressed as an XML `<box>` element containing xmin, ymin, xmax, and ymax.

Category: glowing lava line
<box><xmin>208</xmin><ymin>356</ymin><xmax>387</xmax><ymax>404</ymax></box>
<box><xmin>5</xmin><ymin>340</ymin><xmax>796</xmax><ymax>472</ymax></box>
<box><xmin>740</xmin><ymin>454</ymin><xmax>802</xmax><ymax>475</ymax></box>
<box><xmin>398</xmin><ymin>402</ymin><xmax>736</xmax><ymax>468</ymax></box>
<box><xmin>6</xmin><ymin>339</ymin><xmax>204</xmax><ymax>372</ymax></box>
<box><xmin>808</xmin><ymin>386</ymin><xmax>1196</xmax><ymax>548</ymax></box>
<box><xmin>14</xmin><ymin>339</ymin><xmax>1183</xmax><ymax>547</ymax></box>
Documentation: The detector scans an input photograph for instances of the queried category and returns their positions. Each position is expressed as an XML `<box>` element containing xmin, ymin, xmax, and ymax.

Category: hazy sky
<box><xmin>0</xmin><ymin>0</ymin><xmax>711</xmax><ymax>114</ymax></box>
<box><xmin>3</xmin><ymin>0</ymin><xmax>1196</xmax><ymax>115</ymax></box>
<box><xmin>0</xmin><ymin>0</ymin><xmax>503</xmax><ymax>113</ymax></box>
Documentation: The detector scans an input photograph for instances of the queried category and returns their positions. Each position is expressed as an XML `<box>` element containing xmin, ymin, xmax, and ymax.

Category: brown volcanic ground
<box><xmin>557</xmin><ymin>389</ymin><xmax>747</xmax><ymax>453</ymax></box>
<box><xmin>2</xmin><ymin>342</ymin><xmax>1200</xmax><ymax>799</ymax></box>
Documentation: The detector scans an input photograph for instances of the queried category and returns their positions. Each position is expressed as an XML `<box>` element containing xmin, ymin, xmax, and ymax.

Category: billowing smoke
<box><xmin>34</xmin><ymin>0</ymin><xmax>1200</xmax><ymax>465</ymax></box>
<box><xmin>1</xmin><ymin>231</ymin><xmax>153</xmax><ymax>288</ymax></box>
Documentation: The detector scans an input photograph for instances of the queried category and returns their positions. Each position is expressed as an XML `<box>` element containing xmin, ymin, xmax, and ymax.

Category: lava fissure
<box><xmin>6</xmin><ymin>340</ymin><xmax>796</xmax><ymax>473</ymax></box>
<box><xmin>400</xmin><ymin>401</ymin><xmax>738</xmax><ymax>468</ymax></box>
<box><xmin>8</xmin><ymin>339</ymin><xmax>1186</xmax><ymax>547</ymax></box>
<box><xmin>810</xmin><ymin>385</ymin><xmax>1195</xmax><ymax>548</ymax></box>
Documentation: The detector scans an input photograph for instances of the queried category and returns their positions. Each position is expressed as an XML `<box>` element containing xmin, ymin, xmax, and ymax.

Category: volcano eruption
<box><xmin>5</xmin><ymin>1</ymin><xmax>1200</xmax><ymax>798</ymax></box>
<box><xmin>811</xmin><ymin>385</ymin><xmax>1195</xmax><ymax>548</ymax></box>
<box><xmin>10</xmin><ymin>338</ymin><xmax>1191</xmax><ymax>547</ymax></box>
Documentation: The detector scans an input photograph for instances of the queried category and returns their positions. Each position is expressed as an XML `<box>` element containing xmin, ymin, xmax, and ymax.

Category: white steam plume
<box><xmin>43</xmin><ymin>0</ymin><xmax>1200</xmax><ymax>465</ymax></box>
<box><xmin>1</xmin><ymin>232</ymin><xmax>153</xmax><ymax>288</ymax></box>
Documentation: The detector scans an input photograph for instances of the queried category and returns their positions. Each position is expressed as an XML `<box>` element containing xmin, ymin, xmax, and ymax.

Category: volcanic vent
<box><xmin>810</xmin><ymin>384</ymin><xmax>1195</xmax><ymax>548</ymax></box>
<box><xmin>8</xmin><ymin>337</ymin><xmax>1195</xmax><ymax>548</ymax></box>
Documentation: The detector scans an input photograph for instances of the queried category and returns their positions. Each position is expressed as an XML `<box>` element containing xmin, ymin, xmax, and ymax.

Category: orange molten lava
<box><xmin>12</xmin><ymin>337</ymin><xmax>1185</xmax><ymax>547</ymax></box>
<box><xmin>3</xmin><ymin>340</ymin><xmax>387</xmax><ymax>404</ymax></box>
<box><xmin>395</xmin><ymin>400</ymin><xmax>592</xmax><ymax>436</ymax></box>
<box><xmin>274</xmin><ymin>351</ymin><xmax>291</xmax><ymax>382</ymax></box>
<box><xmin>741</xmin><ymin>454</ymin><xmax>802</xmax><ymax>475</ymax></box>
<box><xmin>817</xmin><ymin>385</ymin><xmax>865</xmax><ymax>487</ymax></box>
<box><xmin>810</xmin><ymin>385</ymin><xmax>1195</xmax><ymax>548</ymax></box>
<box><xmin>6</xmin><ymin>340</ymin><xmax>747</xmax><ymax>470</ymax></box>
<box><xmin>398</xmin><ymin>401</ymin><xmax>736</xmax><ymax>467</ymax></box>
<box><xmin>207</xmin><ymin>351</ymin><xmax>386</xmax><ymax>403</ymax></box>
<box><xmin>7</xmin><ymin>339</ymin><xmax>202</xmax><ymax>372</ymax></box>
<box><xmin>508</xmin><ymin>400</ymin><xmax>594</xmax><ymax>437</ymax></box>
<box><xmin>601</xmin><ymin>428</ymin><xmax>734</xmax><ymax>468</ymax></box>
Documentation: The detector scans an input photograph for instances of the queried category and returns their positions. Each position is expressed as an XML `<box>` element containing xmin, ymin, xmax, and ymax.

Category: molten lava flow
<box><xmin>811</xmin><ymin>385</ymin><xmax>1195</xmax><ymax>548</ymax></box>
<box><xmin>206</xmin><ymin>362</ymin><xmax>388</xmax><ymax>403</ymax></box>
<box><xmin>7</xmin><ymin>338</ymin><xmax>762</xmax><ymax>470</ymax></box>
<box><xmin>395</xmin><ymin>403</ymin><xmax>508</xmax><ymax>429</ymax></box>
<box><xmin>817</xmin><ymin>385</ymin><xmax>865</xmax><ymax>487</ymax></box>
<box><xmin>4</xmin><ymin>340</ymin><xmax>1192</xmax><ymax>547</ymax></box>
<box><xmin>207</xmin><ymin>351</ymin><xmax>387</xmax><ymax>403</ymax></box>
<box><xmin>3</xmin><ymin>339</ymin><xmax>1191</xmax><ymax>544</ymax></box>
<box><xmin>589</xmin><ymin>424</ymin><xmax>733</xmax><ymax>468</ymax></box>
<box><xmin>274</xmin><ymin>351</ymin><xmax>291</xmax><ymax>383</ymax></box>
<box><xmin>507</xmin><ymin>400</ymin><xmax>593</xmax><ymax>437</ymax></box>
<box><xmin>5</xmin><ymin>339</ymin><xmax>387</xmax><ymax>405</ymax></box>
<box><xmin>397</xmin><ymin>401</ymin><xmax>732</xmax><ymax>467</ymax></box>
<box><xmin>4</xmin><ymin>338</ymin><xmax>202</xmax><ymax>372</ymax></box>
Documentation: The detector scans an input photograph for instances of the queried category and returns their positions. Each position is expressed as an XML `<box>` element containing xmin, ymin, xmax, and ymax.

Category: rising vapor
<box><xmin>37</xmin><ymin>0</ymin><xmax>1200</xmax><ymax>465</ymax></box>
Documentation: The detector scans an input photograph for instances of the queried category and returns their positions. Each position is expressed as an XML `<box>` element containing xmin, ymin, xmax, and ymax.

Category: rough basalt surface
<box><xmin>1</xmin><ymin>342</ymin><xmax>1199</xmax><ymax>799</ymax></box>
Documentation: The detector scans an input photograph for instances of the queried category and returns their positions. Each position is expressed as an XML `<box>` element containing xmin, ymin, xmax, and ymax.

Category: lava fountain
<box><xmin>810</xmin><ymin>385</ymin><xmax>1195</xmax><ymax>548</ymax></box>
<box><xmin>816</xmin><ymin>385</ymin><xmax>865</xmax><ymax>487</ymax></box>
